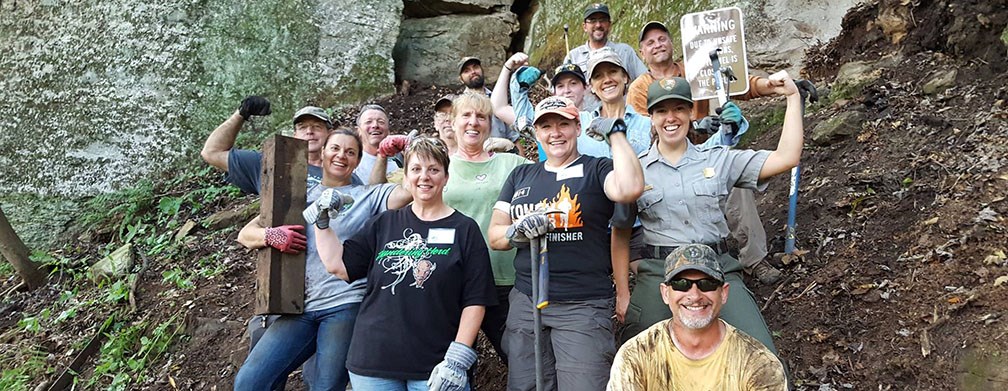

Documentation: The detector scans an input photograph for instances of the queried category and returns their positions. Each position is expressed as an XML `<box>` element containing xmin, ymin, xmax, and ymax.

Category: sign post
<box><xmin>680</xmin><ymin>7</ymin><xmax>749</xmax><ymax>102</ymax></box>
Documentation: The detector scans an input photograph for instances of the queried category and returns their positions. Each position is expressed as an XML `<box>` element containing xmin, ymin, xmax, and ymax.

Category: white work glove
<box><xmin>427</xmin><ymin>341</ymin><xmax>477</xmax><ymax>391</ymax></box>
<box><xmin>302</xmin><ymin>188</ymin><xmax>354</xmax><ymax>229</ymax></box>
<box><xmin>483</xmin><ymin>137</ymin><xmax>515</xmax><ymax>153</ymax></box>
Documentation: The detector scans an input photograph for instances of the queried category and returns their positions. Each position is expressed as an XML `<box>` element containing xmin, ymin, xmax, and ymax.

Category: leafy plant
<box><xmin>161</xmin><ymin>268</ymin><xmax>195</xmax><ymax>290</ymax></box>
<box><xmin>0</xmin><ymin>346</ymin><xmax>48</xmax><ymax>390</ymax></box>
<box><xmin>87</xmin><ymin>313</ymin><xmax>182</xmax><ymax>389</ymax></box>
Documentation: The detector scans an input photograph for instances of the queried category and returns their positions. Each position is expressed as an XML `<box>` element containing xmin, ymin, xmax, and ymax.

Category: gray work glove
<box><xmin>513</xmin><ymin>116</ymin><xmax>536</xmax><ymax>140</ymax></box>
<box><xmin>506</xmin><ymin>210</ymin><xmax>555</xmax><ymax>245</ymax></box>
<box><xmin>302</xmin><ymin>188</ymin><xmax>354</xmax><ymax>229</ymax></box>
<box><xmin>585</xmin><ymin>117</ymin><xmax>627</xmax><ymax>144</ymax></box>
<box><xmin>692</xmin><ymin>115</ymin><xmax>721</xmax><ymax>135</ymax></box>
<box><xmin>239</xmin><ymin>96</ymin><xmax>271</xmax><ymax>120</ymax></box>
<box><xmin>427</xmin><ymin>341</ymin><xmax>477</xmax><ymax>391</ymax></box>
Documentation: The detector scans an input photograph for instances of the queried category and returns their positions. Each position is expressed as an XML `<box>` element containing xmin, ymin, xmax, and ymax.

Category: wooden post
<box><xmin>0</xmin><ymin>206</ymin><xmax>46</xmax><ymax>290</ymax></box>
<box><xmin>255</xmin><ymin>136</ymin><xmax>307</xmax><ymax>314</ymax></box>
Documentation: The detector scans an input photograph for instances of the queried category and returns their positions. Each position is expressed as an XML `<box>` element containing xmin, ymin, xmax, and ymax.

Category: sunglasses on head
<box><xmin>666</xmin><ymin>277</ymin><xmax>723</xmax><ymax>292</ymax></box>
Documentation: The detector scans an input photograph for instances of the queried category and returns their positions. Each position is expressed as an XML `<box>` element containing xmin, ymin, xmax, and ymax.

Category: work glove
<box><xmin>506</xmin><ymin>210</ymin><xmax>556</xmax><ymax>244</ymax></box>
<box><xmin>715</xmin><ymin>102</ymin><xmax>743</xmax><ymax>138</ymax></box>
<box><xmin>483</xmin><ymin>137</ymin><xmax>515</xmax><ymax>153</ymax></box>
<box><xmin>516</xmin><ymin>66</ymin><xmax>542</xmax><ymax>89</ymax></box>
<box><xmin>264</xmin><ymin>225</ymin><xmax>307</xmax><ymax>254</ymax></box>
<box><xmin>303</xmin><ymin>188</ymin><xmax>355</xmax><ymax>229</ymax></box>
<box><xmin>238</xmin><ymin>96</ymin><xmax>271</xmax><ymax>120</ymax></box>
<box><xmin>795</xmin><ymin>79</ymin><xmax>819</xmax><ymax>105</ymax></box>
<box><xmin>585</xmin><ymin>117</ymin><xmax>627</xmax><ymax>144</ymax></box>
<box><xmin>378</xmin><ymin>135</ymin><xmax>410</xmax><ymax>158</ymax></box>
<box><xmin>513</xmin><ymin>116</ymin><xmax>536</xmax><ymax>140</ymax></box>
<box><xmin>692</xmin><ymin>115</ymin><xmax>721</xmax><ymax>135</ymax></box>
<box><xmin>427</xmin><ymin>342</ymin><xmax>477</xmax><ymax>391</ymax></box>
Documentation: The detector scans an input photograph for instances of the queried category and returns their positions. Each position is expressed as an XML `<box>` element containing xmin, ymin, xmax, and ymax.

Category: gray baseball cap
<box><xmin>586</xmin><ymin>47</ymin><xmax>628</xmax><ymax>81</ymax></box>
<box><xmin>457</xmin><ymin>57</ymin><xmax>481</xmax><ymax>75</ymax></box>
<box><xmin>293</xmin><ymin>106</ymin><xmax>331</xmax><ymax>127</ymax></box>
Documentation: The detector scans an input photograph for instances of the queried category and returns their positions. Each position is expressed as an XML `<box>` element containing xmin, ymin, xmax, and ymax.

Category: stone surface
<box><xmin>922</xmin><ymin>69</ymin><xmax>958</xmax><ymax>95</ymax></box>
<box><xmin>0</xmin><ymin>0</ymin><xmax>400</xmax><ymax>198</ymax></box>
<box><xmin>811</xmin><ymin>110</ymin><xmax>866</xmax><ymax>145</ymax></box>
<box><xmin>395</xmin><ymin>12</ymin><xmax>519</xmax><ymax>86</ymax></box>
<box><xmin>89</xmin><ymin>243</ymin><xmax>133</xmax><ymax>280</ymax></box>
<box><xmin>833</xmin><ymin>60</ymin><xmax>884</xmax><ymax>100</ymax></box>
<box><xmin>403</xmin><ymin>0</ymin><xmax>512</xmax><ymax>18</ymax></box>
<box><xmin>526</xmin><ymin>0</ymin><xmax>859</xmax><ymax>74</ymax></box>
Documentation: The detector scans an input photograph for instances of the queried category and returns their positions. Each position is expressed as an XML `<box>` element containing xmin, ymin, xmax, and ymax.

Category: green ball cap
<box><xmin>646</xmin><ymin>77</ymin><xmax>694</xmax><ymax>112</ymax></box>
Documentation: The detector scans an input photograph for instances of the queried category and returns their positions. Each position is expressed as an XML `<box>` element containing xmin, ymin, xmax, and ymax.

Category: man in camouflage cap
<box><xmin>608</xmin><ymin>244</ymin><xmax>787</xmax><ymax>390</ymax></box>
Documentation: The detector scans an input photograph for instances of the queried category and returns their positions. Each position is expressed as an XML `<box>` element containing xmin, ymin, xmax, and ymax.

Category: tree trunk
<box><xmin>0</xmin><ymin>206</ymin><xmax>46</xmax><ymax>290</ymax></box>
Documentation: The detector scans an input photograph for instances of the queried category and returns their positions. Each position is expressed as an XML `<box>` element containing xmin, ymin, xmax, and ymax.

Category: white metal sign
<box><xmin>680</xmin><ymin>7</ymin><xmax>750</xmax><ymax>102</ymax></box>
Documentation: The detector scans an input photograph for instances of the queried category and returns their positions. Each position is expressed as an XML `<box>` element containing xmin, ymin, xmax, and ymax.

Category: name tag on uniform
<box><xmin>428</xmin><ymin>228</ymin><xmax>456</xmax><ymax>244</ymax></box>
<box><xmin>703</xmin><ymin>167</ymin><xmax>716</xmax><ymax>178</ymax></box>
<box><xmin>556</xmin><ymin>164</ymin><xmax>584</xmax><ymax>181</ymax></box>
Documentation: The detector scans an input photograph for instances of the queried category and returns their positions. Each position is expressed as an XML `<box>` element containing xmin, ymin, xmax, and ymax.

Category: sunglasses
<box><xmin>666</xmin><ymin>278</ymin><xmax>723</xmax><ymax>292</ymax></box>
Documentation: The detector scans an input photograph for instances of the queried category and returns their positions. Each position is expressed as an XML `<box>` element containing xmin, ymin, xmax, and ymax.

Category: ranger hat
<box><xmin>551</xmin><ymin>62</ymin><xmax>587</xmax><ymax>87</ymax></box>
<box><xmin>646</xmin><ymin>77</ymin><xmax>693</xmax><ymax>111</ymax></box>
<box><xmin>533</xmin><ymin>96</ymin><xmax>579</xmax><ymax>125</ymax></box>
<box><xmin>293</xmin><ymin>106</ymin><xmax>332</xmax><ymax>128</ymax></box>
<box><xmin>457</xmin><ymin>56</ymin><xmax>481</xmax><ymax>75</ymax></box>
<box><xmin>586</xmin><ymin>47</ymin><xmax>627</xmax><ymax>81</ymax></box>
<box><xmin>664</xmin><ymin>244</ymin><xmax>724</xmax><ymax>283</ymax></box>
<box><xmin>583</xmin><ymin>3</ymin><xmax>610</xmax><ymax>20</ymax></box>
<box><xmin>639</xmin><ymin>20</ymin><xmax>669</xmax><ymax>42</ymax></box>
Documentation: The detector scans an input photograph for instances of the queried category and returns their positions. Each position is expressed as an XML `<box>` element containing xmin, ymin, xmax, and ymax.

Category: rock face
<box><xmin>395</xmin><ymin>12</ymin><xmax>519</xmax><ymax>86</ymax></box>
<box><xmin>0</xmin><ymin>0</ymin><xmax>400</xmax><ymax>199</ymax></box>
<box><xmin>811</xmin><ymin>110</ymin><xmax>866</xmax><ymax>145</ymax></box>
<box><xmin>526</xmin><ymin>0</ymin><xmax>858</xmax><ymax>74</ymax></box>
<box><xmin>403</xmin><ymin>0</ymin><xmax>512</xmax><ymax>17</ymax></box>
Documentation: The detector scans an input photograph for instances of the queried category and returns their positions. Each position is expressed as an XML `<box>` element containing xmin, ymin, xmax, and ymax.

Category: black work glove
<box><xmin>795</xmin><ymin>79</ymin><xmax>819</xmax><ymax>105</ymax></box>
<box><xmin>239</xmin><ymin>96</ymin><xmax>272</xmax><ymax>120</ymax></box>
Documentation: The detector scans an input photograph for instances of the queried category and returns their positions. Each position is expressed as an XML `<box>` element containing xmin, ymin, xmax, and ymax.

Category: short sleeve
<box><xmin>610</xmin><ymin>202</ymin><xmax>638</xmax><ymax>229</ymax></box>
<box><xmin>460</xmin><ymin>221</ymin><xmax>498</xmax><ymax>307</ymax></box>
<box><xmin>342</xmin><ymin>214</ymin><xmax>381</xmax><ymax>282</ymax></box>
<box><xmin>596</xmin><ymin>157</ymin><xmax>615</xmax><ymax>187</ymax></box>
<box><xmin>225</xmin><ymin>149</ymin><xmax>263</xmax><ymax>195</ymax></box>
<box><xmin>627</xmin><ymin>76</ymin><xmax>650</xmax><ymax>116</ymax></box>
<box><xmin>726</xmin><ymin>149</ymin><xmax>772</xmax><ymax>192</ymax></box>
<box><xmin>495</xmin><ymin>166</ymin><xmax>521</xmax><ymax>210</ymax></box>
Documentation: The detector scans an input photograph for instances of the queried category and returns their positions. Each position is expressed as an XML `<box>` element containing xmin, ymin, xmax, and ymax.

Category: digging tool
<box><xmin>563</xmin><ymin>24</ymin><xmax>570</xmax><ymax>54</ymax></box>
<box><xmin>709</xmin><ymin>48</ymin><xmax>740</xmax><ymax>137</ymax></box>
<box><xmin>527</xmin><ymin>208</ymin><xmax>561</xmax><ymax>391</ymax></box>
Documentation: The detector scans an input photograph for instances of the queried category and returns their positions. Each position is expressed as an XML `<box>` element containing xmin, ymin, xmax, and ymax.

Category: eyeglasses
<box><xmin>665</xmin><ymin>278</ymin><xmax>723</xmax><ymax>292</ymax></box>
<box><xmin>585</xmin><ymin>17</ymin><xmax>610</xmax><ymax>24</ymax></box>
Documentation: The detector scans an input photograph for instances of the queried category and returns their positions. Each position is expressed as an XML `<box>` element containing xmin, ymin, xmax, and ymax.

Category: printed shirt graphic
<box><xmin>496</xmin><ymin>155</ymin><xmax>617</xmax><ymax>301</ymax></box>
<box><xmin>341</xmin><ymin>208</ymin><xmax>497</xmax><ymax>380</ymax></box>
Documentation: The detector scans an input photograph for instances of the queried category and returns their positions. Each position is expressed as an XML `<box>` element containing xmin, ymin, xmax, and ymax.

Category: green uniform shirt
<box><xmin>443</xmin><ymin>153</ymin><xmax>531</xmax><ymax>285</ymax></box>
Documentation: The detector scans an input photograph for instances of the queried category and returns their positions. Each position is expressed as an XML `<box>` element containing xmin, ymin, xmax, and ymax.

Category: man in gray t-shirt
<box><xmin>564</xmin><ymin>3</ymin><xmax>648</xmax><ymax>110</ymax></box>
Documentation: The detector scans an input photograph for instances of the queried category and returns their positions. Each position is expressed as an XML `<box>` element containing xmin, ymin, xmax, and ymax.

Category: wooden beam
<box><xmin>255</xmin><ymin>136</ymin><xmax>307</xmax><ymax>314</ymax></box>
<box><xmin>0</xmin><ymin>206</ymin><xmax>45</xmax><ymax>290</ymax></box>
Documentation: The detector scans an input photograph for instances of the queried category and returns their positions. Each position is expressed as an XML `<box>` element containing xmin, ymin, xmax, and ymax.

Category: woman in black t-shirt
<box><xmin>315</xmin><ymin>138</ymin><xmax>497</xmax><ymax>391</ymax></box>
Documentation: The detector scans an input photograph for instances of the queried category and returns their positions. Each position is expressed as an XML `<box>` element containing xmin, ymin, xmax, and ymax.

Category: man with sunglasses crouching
<box><xmin>607</xmin><ymin>244</ymin><xmax>787</xmax><ymax>390</ymax></box>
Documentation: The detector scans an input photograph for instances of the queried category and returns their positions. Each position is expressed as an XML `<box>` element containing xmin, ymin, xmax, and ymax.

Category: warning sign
<box><xmin>680</xmin><ymin>7</ymin><xmax>749</xmax><ymax>102</ymax></box>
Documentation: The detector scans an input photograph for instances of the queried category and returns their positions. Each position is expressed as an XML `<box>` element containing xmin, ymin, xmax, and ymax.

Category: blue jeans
<box><xmin>349</xmin><ymin>372</ymin><xmax>471</xmax><ymax>391</ymax></box>
<box><xmin>234</xmin><ymin>303</ymin><xmax>360</xmax><ymax>391</ymax></box>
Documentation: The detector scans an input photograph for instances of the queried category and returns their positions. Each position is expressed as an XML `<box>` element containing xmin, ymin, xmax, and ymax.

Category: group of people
<box><xmin>200</xmin><ymin>3</ymin><xmax>815</xmax><ymax>390</ymax></box>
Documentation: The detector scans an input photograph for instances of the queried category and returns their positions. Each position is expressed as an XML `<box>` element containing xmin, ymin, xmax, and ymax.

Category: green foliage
<box><xmin>161</xmin><ymin>268</ymin><xmax>195</xmax><ymax>290</ymax></box>
<box><xmin>737</xmin><ymin>104</ymin><xmax>786</xmax><ymax>148</ymax></box>
<box><xmin>87</xmin><ymin>313</ymin><xmax>182</xmax><ymax>389</ymax></box>
<box><xmin>104</xmin><ymin>279</ymin><xmax>131</xmax><ymax>304</ymax></box>
<box><xmin>0</xmin><ymin>346</ymin><xmax>48</xmax><ymax>390</ymax></box>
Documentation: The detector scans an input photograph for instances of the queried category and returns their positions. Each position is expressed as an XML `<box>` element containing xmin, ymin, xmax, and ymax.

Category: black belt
<box><xmin>643</xmin><ymin>239</ymin><xmax>729</xmax><ymax>260</ymax></box>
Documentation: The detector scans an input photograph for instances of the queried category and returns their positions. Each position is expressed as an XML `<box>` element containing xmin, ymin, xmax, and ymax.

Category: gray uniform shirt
<box><xmin>621</xmin><ymin>143</ymin><xmax>770</xmax><ymax>246</ymax></box>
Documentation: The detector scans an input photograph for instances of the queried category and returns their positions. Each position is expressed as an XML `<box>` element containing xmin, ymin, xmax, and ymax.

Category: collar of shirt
<box><xmin>642</xmin><ymin>141</ymin><xmax>703</xmax><ymax>168</ymax></box>
<box><xmin>589</xmin><ymin>104</ymin><xmax>640</xmax><ymax>121</ymax></box>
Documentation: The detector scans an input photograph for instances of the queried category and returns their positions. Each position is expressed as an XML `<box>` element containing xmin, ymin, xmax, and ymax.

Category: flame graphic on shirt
<box><xmin>541</xmin><ymin>184</ymin><xmax>583</xmax><ymax>229</ymax></box>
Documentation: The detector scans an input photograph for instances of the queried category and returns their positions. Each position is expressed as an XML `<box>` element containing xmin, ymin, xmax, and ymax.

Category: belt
<box><xmin>643</xmin><ymin>239</ymin><xmax>729</xmax><ymax>260</ymax></box>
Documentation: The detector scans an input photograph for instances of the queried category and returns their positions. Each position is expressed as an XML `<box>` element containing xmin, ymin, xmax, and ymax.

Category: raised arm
<box><xmin>758</xmin><ymin>74</ymin><xmax>803</xmax><ymax>179</ymax></box>
<box><xmin>314</xmin><ymin>225</ymin><xmax>349</xmax><ymax>281</ymax></box>
<box><xmin>492</xmin><ymin>53</ymin><xmax>530</xmax><ymax>126</ymax></box>
<box><xmin>387</xmin><ymin>184</ymin><xmax>413</xmax><ymax>210</ymax></box>
<box><xmin>201</xmin><ymin>96</ymin><xmax>271</xmax><ymax>171</ymax></box>
<box><xmin>603</xmin><ymin>131</ymin><xmax>645</xmax><ymax>203</ymax></box>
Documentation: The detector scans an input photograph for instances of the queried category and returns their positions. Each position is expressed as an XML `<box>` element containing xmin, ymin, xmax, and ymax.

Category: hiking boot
<box><xmin>750</xmin><ymin>259</ymin><xmax>783</xmax><ymax>285</ymax></box>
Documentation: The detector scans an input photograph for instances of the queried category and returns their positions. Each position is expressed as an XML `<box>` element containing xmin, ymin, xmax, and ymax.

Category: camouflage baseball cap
<box><xmin>293</xmin><ymin>106</ymin><xmax>332</xmax><ymax>128</ymax></box>
<box><xmin>646</xmin><ymin>77</ymin><xmax>693</xmax><ymax>111</ymax></box>
<box><xmin>434</xmin><ymin>94</ymin><xmax>456</xmax><ymax>111</ymax></box>
<box><xmin>664</xmin><ymin>244</ymin><xmax>724</xmax><ymax>283</ymax></box>
<box><xmin>551</xmin><ymin>62</ymin><xmax>587</xmax><ymax>86</ymax></box>
<box><xmin>457</xmin><ymin>56</ymin><xmax>481</xmax><ymax>75</ymax></box>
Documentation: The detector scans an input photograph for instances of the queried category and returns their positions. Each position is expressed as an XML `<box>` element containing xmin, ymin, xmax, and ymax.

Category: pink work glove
<box><xmin>264</xmin><ymin>225</ymin><xmax>307</xmax><ymax>254</ymax></box>
<box><xmin>378</xmin><ymin>135</ymin><xmax>410</xmax><ymax>157</ymax></box>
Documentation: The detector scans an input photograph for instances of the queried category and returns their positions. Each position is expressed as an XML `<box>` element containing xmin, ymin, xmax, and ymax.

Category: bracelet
<box><xmin>504</xmin><ymin>65</ymin><xmax>513</xmax><ymax>72</ymax></box>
